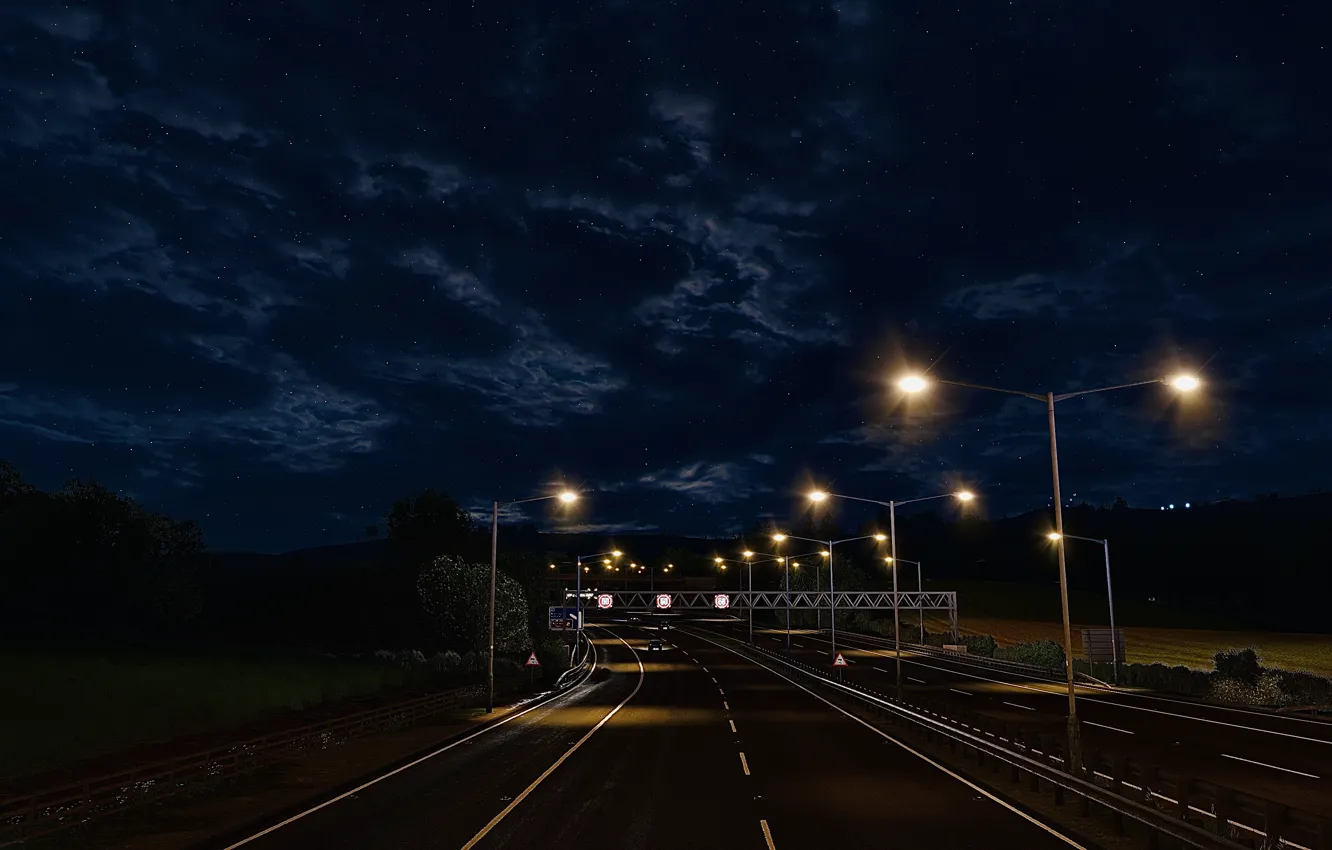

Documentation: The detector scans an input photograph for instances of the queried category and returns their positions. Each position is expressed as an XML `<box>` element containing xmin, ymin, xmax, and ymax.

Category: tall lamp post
<box><xmin>897</xmin><ymin>370</ymin><xmax>1200</xmax><ymax>771</ymax></box>
<box><xmin>488</xmin><ymin>490</ymin><xmax>578</xmax><ymax>713</ymax></box>
<box><xmin>1049</xmin><ymin>532</ymin><xmax>1120</xmax><ymax>684</ymax></box>
<box><xmin>808</xmin><ymin>489</ymin><xmax>972</xmax><ymax>696</ymax></box>
<box><xmin>884</xmin><ymin>556</ymin><xmax>925</xmax><ymax>643</ymax></box>
<box><xmin>573</xmin><ymin>549</ymin><xmax>622</xmax><ymax>666</ymax></box>
<box><xmin>741</xmin><ymin>551</ymin><xmax>793</xmax><ymax>647</ymax></box>
<box><xmin>770</xmin><ymin>531</ymin><xmax>887</xmax><ymax>661</ymax></box>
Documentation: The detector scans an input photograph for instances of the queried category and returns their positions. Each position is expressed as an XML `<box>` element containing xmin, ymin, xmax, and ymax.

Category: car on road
<box><xmin>648</xmin><ymin>637</ymin><xmax>664</xmax><ymax>651</ymax></box>
<box><xmin>658</xmin><ymin>621</ymin><xmax>671</xmax><ymax>630</ymax></box>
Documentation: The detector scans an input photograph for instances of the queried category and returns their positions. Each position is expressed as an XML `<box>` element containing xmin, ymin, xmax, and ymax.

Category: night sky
<box><xmin>2</xmin><ymin>2</ymin><xmax>1329</xmax><ymax>553</ymax></box>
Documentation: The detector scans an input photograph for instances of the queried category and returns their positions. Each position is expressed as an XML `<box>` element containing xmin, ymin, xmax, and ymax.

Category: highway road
<box><xmin>211</xmin><ymin>625</ymin><xmax>1086</xmax><ymax>850</ymax></box>
<box><xmin>701</xmin><ymin>618</ymin><xmax>1331</xmax><ymax>814</ymax></box>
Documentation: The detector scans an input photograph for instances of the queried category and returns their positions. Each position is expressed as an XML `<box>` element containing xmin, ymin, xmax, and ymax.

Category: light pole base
<box><xmin>1066</xmin><ymin>714</ymin><xmax>1083</xmax><ymax>773</ymax></box>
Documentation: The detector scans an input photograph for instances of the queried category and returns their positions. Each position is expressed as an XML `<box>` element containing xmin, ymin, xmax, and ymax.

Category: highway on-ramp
<box><xmin>211</xmin><ymin>625</ymin><xmax>1085</xmax><ymax>850</ymax></box>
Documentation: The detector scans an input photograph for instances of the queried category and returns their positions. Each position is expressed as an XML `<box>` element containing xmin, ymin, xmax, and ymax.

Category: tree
<box><xmin>386</xmin><ymin>489</ymin><xmax>475</xmax><ymax>567</ymax></box>
<box><xmin>418</xmin><ymin>555</ymin><xmax>529</xmax><ymax>655</ymax></box>
<box><xmin>1112</xmin><ymin>496</ymin><xmax>1129</xmax><ymax>511</ymax></box>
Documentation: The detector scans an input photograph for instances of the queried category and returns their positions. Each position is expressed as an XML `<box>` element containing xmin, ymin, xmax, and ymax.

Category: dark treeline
<box><xmin>4</xmin><ymin>458</ymin><xmax>1329</xmax><ymax>650</ymax></box>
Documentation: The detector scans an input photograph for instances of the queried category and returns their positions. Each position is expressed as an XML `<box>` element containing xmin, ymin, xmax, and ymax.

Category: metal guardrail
<box><xmin>0</xmin><ymin>683</ymin><xmax>487</xmax><ymax>847</ymax></box>
<box><xmin>696</xmin><ymin>629</ymin><xmax>1330</xmax><ymax>850</ymax></box>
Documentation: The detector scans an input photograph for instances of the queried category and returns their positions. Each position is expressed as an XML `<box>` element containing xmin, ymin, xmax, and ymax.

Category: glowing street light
<box><xmin>893</xmin><ymin>366</ymin><xmax>1200</xmax><ymax>771</ymax></box>
<box><xmin>806</xmin><ymin>488</ymin><xmax>974</xmax><ymax>696</ymax></box>
<box><xmin>773</xmin><ymin>527</ymin><xmax>888</xmax><ymax>661</ymax></box>
<box><xmin>1049</xmin><ymin>531</ymin><xmax>1121</xmax><ymax>683</ymax></box>
<box><xmin>488</xmin><ymin>487</ymin><xmax>580</xmax><ymax>712</ymax></box>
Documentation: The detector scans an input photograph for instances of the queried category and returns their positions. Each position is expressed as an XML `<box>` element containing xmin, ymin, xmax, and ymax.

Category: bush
<box><xmin>1213</xmin><ymin>648</ymin><xmax>1262</xmax><ymax>684</ymax></box>
<box><xmin>1274</xmin><ymin>669</ymin><xmax>1332</xmax><ymax>705</ymax></box>
<box><xmin>461</xmin><ymin>651</ymin><xmax>477</xmax><ymax>673</ymax></box>
<box><xmin>995</xmin><ymin>639</ymin><xmax>1065</xmax><ymax>669</ymax></box>
<box><xmin>960</xmin><ymin>634</ymin><xmax>997</xmax><ymax>658</ymax></box>
<box><xmin>1210</xmin><ymin>671</ymin><xmax>1288</xmax><ymax>707</ymax></box>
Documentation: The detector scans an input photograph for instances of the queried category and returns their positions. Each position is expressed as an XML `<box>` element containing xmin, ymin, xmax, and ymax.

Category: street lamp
<box><xmin>807</xmin><ymin>489</ymin><xmax>973</xmax><ymax>697</ymax></box>
<box><xmin>898</xmin><ymin>370</ymin><xmax>1198</xmax><ymax>771</ymax></box>
<box><xmin>1049</xmin><ymin>532</ymin><xmax>1121</xmax><ymax>684</ymax></box>
<box><xmin>885</xmin><ymin>556</ymin><xmax>926</xmax><ymax>643</ymax></box>
<box><xmin>773</xmin><ymin>529</ymin><xmax>887</xmax><ymax>661</ymax></box>
<box><xmin>488</xmin><ymin>489</ymin><xmax>578</xmax><ymax>712</ymax></box>
<box><xmin>573</xmin><ymin>549</ymin><xmax>621</xmax><ymax>665</ymax></box>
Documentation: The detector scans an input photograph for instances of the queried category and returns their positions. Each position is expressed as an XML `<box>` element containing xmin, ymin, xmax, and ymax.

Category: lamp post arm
<box><xmin>935</xmin><ymin>377</ymin><xmax>1046</xmax><ymax>401</ymax></box>
<box><xmin>1052</xmin><ymin>379</ymin><xmax>1163</xmax><ymax>403</ymax></box>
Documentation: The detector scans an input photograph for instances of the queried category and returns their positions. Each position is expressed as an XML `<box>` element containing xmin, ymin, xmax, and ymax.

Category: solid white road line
<box><xmin>686</xmin><ymin>629</ymin><xmax>1086</xmax><ymax>850</ymax></box>
<box><xmin>760</xmin><ymin>819</ymin><xmax>777</xmax><ymax>849</ymax></box>
<box><xmin>1220</xmin><ymin>754</ymin><xmax>1320</xmax><ymax>779</ymax></box>
<box><xmin>223</xmin><ymin>638</ymin><xmax>603</xmax><ymax>849</ymax></box>
<box><xmin>740</xmin><ymin>752</ymin><xmax>751</xmax><ymax>775</ymax></box>
<box><xmin>1004</xmin><ymin>701</ymin><xmax>1036</xmax><ymax>711</ymax></box>
<box><xmin>1083</xmin><ymin>720</ymin><xmax>1134</xmax><ymax>735</ymax></box>
<box><xmin>460</xmin><ymin>633</ymin><xmax>645</xmax><ymax>849</ymax></box>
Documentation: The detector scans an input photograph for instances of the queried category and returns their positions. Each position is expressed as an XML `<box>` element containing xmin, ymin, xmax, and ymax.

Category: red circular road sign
<box><xmin>596</xmin><ymin>593</ymin><xmax>613</xmax><ymax>609</ymax></box>
<box><xmin>714</xmin><ymin>593</ymin><xmax>730</xmax><ymax>609</ymax></box>
<box><xmin>655</xmin><ymin>593</ymin><xmax>672</xmax><ymax>609</ymax></box>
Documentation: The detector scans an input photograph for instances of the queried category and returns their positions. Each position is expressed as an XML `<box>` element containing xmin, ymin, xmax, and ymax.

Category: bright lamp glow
<box><xmin>772</xmin><ymin>533</ymin><xmax>787</xmax><ymax>542</ymax></box>
<box><xmin>873</xmin><ymin>533</ymin><xmax>887</xmax><ymax>541</ymax></box>
<box><xmin>1169</xmin><ymin>375</ymin><xmax>1200</xmax><ymax>391</ymax></box>
<box><xmin>612</xmin><ymin>550</ymin><xmax>623</xmax><ymax>557</ymax></box>
<box><xmin>808</xmin><ymin>491</ymin><xmax>828</xmax><ymax>502</ymax></box>
<box><xmin>715</xmin><ymin>557</ymin><xmax>724</xmax><ymax>564</ymax></box>
<box><xmin>955</xmin><ymin>491</ymin><xmax>975</xmax><ymax>502</ymax></box>
<box><xmin>820</xmin><ymin>551</ymin><xmax>830</xmax><ymax>557</ymax></box>
<box><xmin>884</xmin><ymin>556</ymin><xmax>894</xmax><ymax>563</ymax></box>
<box><xmin>742</xmin><ymin>551</ymin><xmax>754</xmax><ymax>558</ymax></box>
<box><xmin>603</xmin><ymin>559</ymin><xmax>611</xmax><ymax>565</ymax></box>
<box><xmin>898</xmin><ymin>375</ymin><xmax>928</xmax><ymax>393</ymax></box>
<box><xmin>558</xmin><ymin>491</ymin><xmax>577</xmax><ymax>503</ymax></box>
<box><xmin>1047</xmin><ymin>532</ymin><xmax>1062</xmax><ymax>541</ymax></box>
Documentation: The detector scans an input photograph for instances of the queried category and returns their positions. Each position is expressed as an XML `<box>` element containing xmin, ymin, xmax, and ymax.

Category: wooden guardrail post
<box><xmin>1175</xmin><ymin>776</ymin><xmax>1194</xmax><ymax>824</ymax></box>
<box><xmin>1265</xmin><ymin>801</ymin><xmax>1288</xmax><ymax>846</ymax></box>
<box><xmin>1109</xmin><ymin>756</ymin><xmax>1127</xmax><ymax>835</ymax></box>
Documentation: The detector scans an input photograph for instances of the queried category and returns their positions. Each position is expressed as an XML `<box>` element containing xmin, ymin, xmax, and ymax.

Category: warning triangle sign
<box><xmin>833</xmin><ymin>652</ymin><xmax>848</xmax><ymax>667</ymax></box>
<box><xmin>525</xmin><ymin>652</ymin><xmax>541</xmax><ymax>667</ymax></box>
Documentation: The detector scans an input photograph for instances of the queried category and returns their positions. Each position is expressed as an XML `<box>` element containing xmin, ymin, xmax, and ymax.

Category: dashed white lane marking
<box><xmin>1004</xmin><ymin>701</ymin><xmax>1036</xmax><ymax>711</ymax></box>
<box><xmin>724</xmin><ymin>701</ymin><xmax>730</xmax><ymax>710</ymax></box>
<box><xmin>949</xmin><ymin>688</ymin><xmax>972</xmax><ymax>696</ymax></box>
<box><xmin>729</xmin><ymin>719</ymin><xmax>737</xmax><ymax>733</ymax></box>
<box><xmin>740</xmin><ymin>752</ymin><xmax>751</xmax><ymax>775</ymax></box>
<box><xmin>687</xmin><ymin>629</ymin><xmax>1086</xmax><ymax>849</ymax></box>
<box><xmin>1084</xmin><ymin>720</ymin><xmax>1134</xmax><ymax>735</ymax></box>
<box><xmin>908</xmin><ymin>677</ymin><xmax>925</xmax><ymax>684</ymax></box>
<box><xmin>1220</xmin><ymin>753</ymin><xmax>1320</xmax><ymax>779</ymax></box>
<box><xmin>761</xmin><ymin>819</ymin><xmax>777</xmax><ymax>849</ymax></box>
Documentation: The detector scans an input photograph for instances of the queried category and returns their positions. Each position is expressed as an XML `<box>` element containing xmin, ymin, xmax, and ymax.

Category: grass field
<box><xmin>0</xmin><ymin>647</ymin><xmax>410</xmax><ymax>780</ymax></box>
<box><xmin>915</xmin><ymin>579</ymin><xmax>1332</xmax><ymax>678</ymax></box>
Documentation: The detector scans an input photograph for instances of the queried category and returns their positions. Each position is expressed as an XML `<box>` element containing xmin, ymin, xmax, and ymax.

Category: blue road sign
<box><xmin>548</xmin><ymin>606</ymin><xmax>581</xmax><ymax>630</ymax></box>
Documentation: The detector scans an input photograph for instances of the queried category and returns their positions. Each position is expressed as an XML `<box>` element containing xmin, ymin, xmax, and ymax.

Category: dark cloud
<box><xmin>1</xmin><ymin>0</ymin><xmax>1329</xmax><ymax>551</ymax></box>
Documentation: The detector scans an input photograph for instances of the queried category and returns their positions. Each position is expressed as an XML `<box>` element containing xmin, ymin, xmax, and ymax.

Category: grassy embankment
<box><xmin>1</xmin><ymin>647</ymin><xmax>411</xmax><ymax>780</ymax></box>
<box><xmin>913</xmin><ymin>579</ymin><xmax>1332</xmax><ymax>678</ymax></box>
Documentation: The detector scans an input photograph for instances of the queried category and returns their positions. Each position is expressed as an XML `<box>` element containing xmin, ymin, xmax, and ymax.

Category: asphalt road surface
<box><xmin>702</xmin><ymin>618</ymin><xmax>1331</xmax><ymax>814</ymax></box>
<box><xmin>212</xmin><ymin>625</ymin><xmax>1085</xmax><ymax>850</ymax></box>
